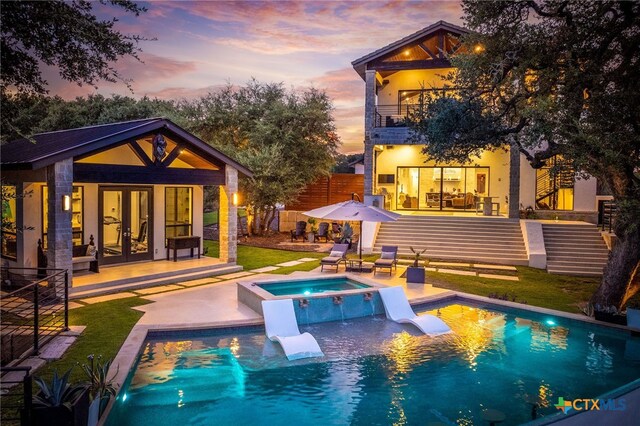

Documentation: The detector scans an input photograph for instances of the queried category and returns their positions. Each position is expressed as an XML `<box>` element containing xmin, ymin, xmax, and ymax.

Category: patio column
<box><xmin>46</xmin><ymin>158</ymin><xmax>73</xmax><ymax>293</ymax></box>
<box><xmin>364</xmin><ymin>140</ymin><xmax>375</xmax><ymax>196</ymax></box>
<box><xmin>219</xmin><ymin>166</ymin><xmax>238</xmax><ymax>263</ymax></box>
<box><xmin>364</xmin><ymin>69</ymin><xmax>377</xmax><ymax>131</ymax></box>
<box><xmin>508</xmin><ymin>141</ymin><xmax>521</xmax><ymax>219</ymax></box>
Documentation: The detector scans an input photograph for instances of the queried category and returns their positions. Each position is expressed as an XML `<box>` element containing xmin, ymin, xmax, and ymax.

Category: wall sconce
<box><xmin>62</xmin><ymin>195</ymin><xmax>71</xmax><ymax>211</ymax></box>
<box><xmin>232</xmin><ymin>192</ymin><xmax>239</xmax><ymax>206</ymax></box>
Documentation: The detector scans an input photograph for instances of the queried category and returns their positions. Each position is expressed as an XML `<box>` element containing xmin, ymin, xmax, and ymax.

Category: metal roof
<box><xmin>1</xmin><ymin>118</ymin><xmax>252</xmax><ymax>177</ymax></box>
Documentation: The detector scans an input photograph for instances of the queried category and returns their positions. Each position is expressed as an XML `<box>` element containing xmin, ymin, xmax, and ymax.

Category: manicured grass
<box><xmin>203</xmin><ymin>211</ymin><xmax>218</xmax><ymax>226</ymax></box>
<box><xmin>204</xmin><ymin>240</ymin><xmax>324</xmax><ymax>273</ymax></box>
<box><xmin>426</xmin><ymin>266</ymin><xmax>599</xmax><ymax>313</ymax></box>
<box><xmin>38</xmin><ymin>297</ymin><xmax>149</xmax><ymax>382</ymax></box>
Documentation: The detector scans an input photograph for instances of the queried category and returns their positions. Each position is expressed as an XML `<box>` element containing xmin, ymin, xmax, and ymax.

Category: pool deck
<box><xmin>103</xmin><ymin>266</ymin><xmax>640</xmax><ymax>426</ymax></box>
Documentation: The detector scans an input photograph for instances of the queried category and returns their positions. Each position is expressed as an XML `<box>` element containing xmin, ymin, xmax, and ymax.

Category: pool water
<box><xmin>107</xmin><ymin>301</ymin><xmax>640</xmax><ymax>425</ymax></box>
<box><xmin>257</xmin><ymin>277</ymin><xmax>371</xmax><ymax>296</ymax></box>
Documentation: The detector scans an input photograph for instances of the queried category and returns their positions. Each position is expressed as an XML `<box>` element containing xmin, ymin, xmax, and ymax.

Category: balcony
<box><xmin>374</xmin><ymin>104</ymin><xmax>419</xmax><ymax>128</ymax></box>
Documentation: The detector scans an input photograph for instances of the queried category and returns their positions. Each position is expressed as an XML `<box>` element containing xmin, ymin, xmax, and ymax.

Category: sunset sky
<box><xmin>46</xmin><ymin>1</ymin><xmax>464</xmax><ymax>153</ymax></box>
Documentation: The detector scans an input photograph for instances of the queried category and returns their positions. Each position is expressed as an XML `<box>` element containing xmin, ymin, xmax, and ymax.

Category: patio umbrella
<box><xmin>303</xmin><ymin>200</ymin><xmax>400</xmax><ymax>259</ymax></box>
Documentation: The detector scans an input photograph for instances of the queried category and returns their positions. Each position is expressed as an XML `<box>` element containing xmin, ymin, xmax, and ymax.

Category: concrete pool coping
<box><xmin>100</xmin><ymin>275</ymin><xmax>640</xmax><ymax>425</ymax></box>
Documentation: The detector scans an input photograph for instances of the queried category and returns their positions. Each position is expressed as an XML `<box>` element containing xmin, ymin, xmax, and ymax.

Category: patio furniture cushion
<box><xmin>380</xmin><ymin>251</ymin><xmax>395</xmax><ymax>259</ymax></box>
<box><xmin>322</xmin><ymin>256</ymin><xmax>342</xmax><ymax>264</ymax></box>
<box><xmin>329</xmin><ymin>250</ymin><xmax>343</xmax><ymax>258</ymax></box>
<box><xmin>375</xmin><ymin>258</ymin><xmax>394</xmax><ymax>266</ymax></box>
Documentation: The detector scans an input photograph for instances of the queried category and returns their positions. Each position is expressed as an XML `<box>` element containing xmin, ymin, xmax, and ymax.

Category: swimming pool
<box><xmin>257</xmin><ymin>277</ymin><xmax>371</xmax><ymax>296</ymax></box>
<box><xmin>106</xmin><ymin>298</ymin><xmax>640</xmax><ymax>425</ymax></box>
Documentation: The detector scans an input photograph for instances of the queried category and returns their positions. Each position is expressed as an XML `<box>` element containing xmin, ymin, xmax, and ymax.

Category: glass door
<box><xmin>99</xmin><ymin>187</ymin><xmax>153</xmax><ymax>265</ymax></box>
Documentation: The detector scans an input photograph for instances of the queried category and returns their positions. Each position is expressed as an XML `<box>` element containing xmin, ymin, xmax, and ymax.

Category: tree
<box><xmin>409</xmin><ymin>1</ymin><xmax>640</xmax><ymax>310</ymax></box>
<box><xmin>1</xmin><ymin>0</ymin><xmax>146</xmax><ymax>95</ymax></box>
<box><xmin>179</xmin><ymin>81</ymin><xmax>340</xmax><ymax>234</ymax></box>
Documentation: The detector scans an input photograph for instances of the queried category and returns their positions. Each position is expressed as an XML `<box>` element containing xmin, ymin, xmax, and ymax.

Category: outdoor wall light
<box><xmin>232</xmin><ymin>192</ymin><xmax>239</xmax><ymax>206</ymax></box>
<box><xmin>62</xmin><ymin>195</ymin><xmax>71</xmax><ymax>211</ymax></box>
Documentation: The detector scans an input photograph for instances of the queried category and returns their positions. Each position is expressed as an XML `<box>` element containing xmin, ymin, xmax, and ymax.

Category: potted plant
<box><xmin>31</xmin><ymin>369</ymin><xmax>90</xmax><ymax>426</ymax></box>
<box><xmin>81</xmin><ymin>354</ymin><xmax>118</xmax><ymax>424</ymax></box>
<box><xmin>593</xmin><ymin>304</ymin><xmax>627</xmax><ymax>325</ymax></box>
<box><xmin>307</xmin><ymin>218</ymin><xmax>317</xmax><ymax>243</ymax></box>
<box><xmin>626</xmin><ymin>302</ymin><xmax>640</xmax><ymax>329</ymax></box>
<box><xmin>406</xmin><ymin>246</ymin><xmax>427</xmax><ymax>284</ymax></box>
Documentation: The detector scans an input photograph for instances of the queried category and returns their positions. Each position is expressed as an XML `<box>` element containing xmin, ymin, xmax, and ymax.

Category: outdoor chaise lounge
<box><xmin>373</xmin><ymin>245</ymin><xmax>398</xmax><ymax>275</ymax></box>
<box><xmin>320</xmin><ymin>243</ymin><xmax>348</xmax><ymax>272</ymax></box>
<box><xmin>261</xmin><ymin>299</ymin><xmax>324</xmax><ymax>361</ymax></box>
<box><xmin>378</xmin><ymin>286</ymin><xmax>452</xmax><ymax>336</ymax></box>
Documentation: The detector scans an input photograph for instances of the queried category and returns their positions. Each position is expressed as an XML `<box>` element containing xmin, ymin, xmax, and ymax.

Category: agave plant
<box><xmin>81</xmin><ymin>354</ymin><xmax>118</xmax><ymax>402</ymax></box>
<box><xmin>339</xmin><ymin>223</ymin><xmax>353</xmax><ymax>243</ymax></box>
<box><xmin>33</xmin><ymin>369</ymin><xmax>85</xmax><ymax>409</ymax></box>
<box><xmin>409</xmin><ymin>246</ymin><xmax>427</xmax><ymax>267</ymax></box>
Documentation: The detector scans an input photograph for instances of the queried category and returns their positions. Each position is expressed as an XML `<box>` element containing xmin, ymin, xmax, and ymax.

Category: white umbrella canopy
<box><xmin>303</xmin><ymin>200</ymin><xmax>400</xmax><ymax>258</ymax></box>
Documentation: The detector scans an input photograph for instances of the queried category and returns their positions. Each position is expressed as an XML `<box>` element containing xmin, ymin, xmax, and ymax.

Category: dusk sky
<box><xmin>46</xmin><ymin>1</ymin><xmax>464</xmax><ymax>153</ymax></box>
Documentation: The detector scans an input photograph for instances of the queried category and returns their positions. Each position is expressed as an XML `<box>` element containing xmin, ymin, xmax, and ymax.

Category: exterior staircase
<box><xmin>373</xmin><ymin>216</ymin><xmax>528</xmax><ymax>265</ymax></box>
<box><xmin>542</xmin><ymin>223</ymin><xmax>609</xmax><ymax>276</ymax></box>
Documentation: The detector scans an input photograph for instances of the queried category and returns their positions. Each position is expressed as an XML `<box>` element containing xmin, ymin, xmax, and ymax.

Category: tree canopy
<box><xmin>409</xmin><ymin>0</ymin><xmax>640</xmax><ymax>309</ymax></box>
<box><xmin>1</xmin><ymin>0</ymin><xmax>146</xmax><ymax>95</ymax></box>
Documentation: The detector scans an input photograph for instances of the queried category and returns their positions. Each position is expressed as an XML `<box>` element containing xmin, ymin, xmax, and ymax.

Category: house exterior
<box><xmin>352</xmin><ymin>21</ymin><xmax>599</xmax><ymax>219</ymax></box>
<box><xmin>1</xmin><ymin>118</ymin><xmax>251</xmax><ymax>287</ymax></box>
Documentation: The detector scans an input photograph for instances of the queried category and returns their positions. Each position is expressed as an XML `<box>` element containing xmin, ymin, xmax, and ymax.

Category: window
<box><xmin>1</xmin><ymin>184</ymin><xmax>17</xmax><ymax>260</ymax></box>
<box><xmin>165</xmin><ymin>187</ymin><xmax>192</xmax><ymax>243</ymax></box>
<box><xmin>535</xmin><ymin>157</ymin><xmax>574</xmax><ymax>210</ymax></box>
<box><xmin>42</xmin><ymin>186</ymin><xmax>84</xmax><ymax>248</ymax></box>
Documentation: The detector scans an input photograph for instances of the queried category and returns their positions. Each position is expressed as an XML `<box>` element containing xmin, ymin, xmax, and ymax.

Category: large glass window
<box><xmin>43</xmin><ymin>186</ymin><xmax>83</xmax><ymax>248</ymax></box>
<box><xmin>1</xmin><ymin>184</ymin><xmax>17</xmax><ymax>260</ymax></box>
<box><xmin>165</xmin><ymin>187</ymin><xmax>192</xmax><ymax>243</ymax></box>
<box><xmin>395</xmin><ymin>167</ymin><xmax>489</xmax><ymax>211</ymax></box>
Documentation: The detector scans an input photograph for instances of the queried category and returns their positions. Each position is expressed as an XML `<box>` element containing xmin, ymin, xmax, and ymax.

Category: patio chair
<box><xmin>378</xmin><ymin>286</ymin><xmax>452</xmax><ymax>336</ymax></box>
<box><xmin>261</xmin><ymin>299</ymin><xmax>324</xmax><ymax>361</ymax></box>
<box><xmin>314</xmin><ymin>222</ymin><xmax>330</xmax><ymax>243</ymax></box>
<box><xmin>290</xmin><ymin>221</ymin><xmax>307</xmax><ymax>242</ymax></box>
<box><xmin>373</xmin><ymin>246</ymin><xmax>398</xmax><ymax>276</ymax></box>
<box><xmin>320</xmin><ymin>243</ymin><xmax>349</xmax><ymax>272</ymax></box>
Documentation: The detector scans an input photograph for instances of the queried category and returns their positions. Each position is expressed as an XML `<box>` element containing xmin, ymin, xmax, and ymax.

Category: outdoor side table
<box><xmin>167</xmin><ymin>236</ymin><xmax>201</xmax><ymax>262</ymax></box>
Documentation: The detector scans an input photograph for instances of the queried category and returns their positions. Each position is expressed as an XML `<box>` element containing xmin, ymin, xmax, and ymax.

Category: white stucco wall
<box><xmin>574</xmin><ymin>176</ymin><xmax>597</xmax><ymax>212</ymax></box>
<box><xmin>377</xmin><ymin>68</ymin><xmax>456</xmax><ymax>103</ymax></box>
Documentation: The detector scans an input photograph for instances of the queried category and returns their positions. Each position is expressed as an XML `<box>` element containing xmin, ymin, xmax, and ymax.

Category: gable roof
<box><xmin>1</xmin><ymin>118</ymin><xmax>252</xmax><ymax>176</ymax></box>
<box><xmin>351</xmin><ymin>20</ymin><xmax>469</xmax><ymax>79</ymax></box>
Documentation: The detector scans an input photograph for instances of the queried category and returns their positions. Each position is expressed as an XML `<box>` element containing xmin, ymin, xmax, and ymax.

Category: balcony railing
<box><xmin>0</xmin><ymin>268</ymin><xmax>68</xmax><ymax>366</ymax></box>
<box><xmin>374</xmin><ymin>104</ymin><xmax>421</xmax><ymax>128</ymax></box>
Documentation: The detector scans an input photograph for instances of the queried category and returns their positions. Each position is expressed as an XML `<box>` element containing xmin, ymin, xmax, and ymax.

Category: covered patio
<box><xmin>1</xmin><ymin>118</ymin><xmax>252</xmax><ymax>293</ymax></box>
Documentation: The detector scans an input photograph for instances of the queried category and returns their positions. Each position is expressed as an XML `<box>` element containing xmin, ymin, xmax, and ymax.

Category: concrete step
<box><xmin>547</xmin><ymin>258</ymin><xmax>608</xmax><ymax>266</ymax></box>
<box><xmin>375</xmin><ymin>240</ymin><xmax>527</xmax><ymax>250</ymax></box>
<box><xmin>69</xmin><ymin>264</ymin><xmax>242</xmax><ymax>299</ymax></box>
<box><xmin>387</xmin><ymin>248</ymin><xmax>528</xmax><ymax>260</ymax></box>
<box><xmin>376</xmin><ymin>230</ymin><xmax>525</xmax><ymax>241</ymax></box>
<box><xmin>546</xmin><ymin>266</ymin><xmax>605</xmax><ymax>276</ymax></box>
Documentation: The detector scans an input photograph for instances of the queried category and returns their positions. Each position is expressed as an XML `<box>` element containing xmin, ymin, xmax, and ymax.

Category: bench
<box><xmin>37</xmin><ymin>235</ymin><xmax>99</xmax><ymax>273</ymax></box>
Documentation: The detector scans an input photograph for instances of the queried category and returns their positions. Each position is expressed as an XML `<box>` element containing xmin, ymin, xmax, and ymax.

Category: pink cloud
<box><xmin>311</xmin><ymin>67</ymin><xmax>364</xmax><ymax>105</ymax></box>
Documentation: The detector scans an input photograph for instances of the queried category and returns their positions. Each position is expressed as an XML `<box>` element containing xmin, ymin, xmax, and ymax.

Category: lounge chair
<box><xmin>378</xmin><ymin>286</ymin><xmax>452</xmax><ymax>336</ymax></box>
<box><xmin>314</xmin><ymin>222</ymin><xmax>330</xmax><ymax>243</ymax></box>
<box><xmin>290</xmin><ymin>221</ymin><xmax>307</xmax><ymax>242</ymax></box>
<box><xmin>374</xmin><ymin>245</ymin><xmax>398</xmax><ymax>275</ymax></box>
<box><xmin>261</xmin><ymin>299</ymin><xmax>324</xmax><ymax>361</ymax></box>
<box><xmin>320</xmin><ymin>243</ymin><xmax>348</xmax><ymax>272</ymax></box>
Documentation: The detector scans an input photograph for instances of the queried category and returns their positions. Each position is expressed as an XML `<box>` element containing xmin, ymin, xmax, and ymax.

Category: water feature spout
<box><xmin>363</xmin><ymin>292</ymin><xmax>373</xmax><ymax>301</ymax></box>
<box><xmin>333</xmin><ymin>296</ymin><xmax>343</xmax><ymax>305</ymax></box>
<box><xmin>298</xmin><ymin>298</ymin><xmax>309</xmax><ymax>308</ymax></box>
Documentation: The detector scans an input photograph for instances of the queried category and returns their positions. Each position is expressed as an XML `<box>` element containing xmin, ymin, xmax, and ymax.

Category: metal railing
<box><xmin>601</xmin><ymin>201</ymin><xmax>617</xmax><ymax>232</ymax></box>
<box><xmin>0</xmin><ymin>366</ymin><xmax>33</xmax><ymax>426</ymax></box>
<box><xmin>0</xmin><ymin>268</ymin><xmax>68</xmax><ymax>366</ymax></box>
<box><xmin>374</xmin><ymin>104</ymin><xmax>421</xmax><ymax>127</ymax></box>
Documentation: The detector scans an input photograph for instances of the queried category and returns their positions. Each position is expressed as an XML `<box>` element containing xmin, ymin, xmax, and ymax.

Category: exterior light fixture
<box><xmin>232</xmin><ymin>192</ymin><xmax>239</xmax><ymax>206</ymax></box>
<box><xmin>62</xmin><ymin>195</ymin><xmax>71</xmax><ymax>211</ymax></box>
<box><xmin>404</xmin><ymin>50</ymin><xmax>410</xmax><ymax>56</ymax></box>
<box><xmin>474</xmin><ymin>44</ymin><xmax>484</xmax><ymax>53</ymax></box>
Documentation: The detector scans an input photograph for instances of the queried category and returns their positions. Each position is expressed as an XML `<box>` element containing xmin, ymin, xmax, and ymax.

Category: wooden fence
<box><xmin>286</xmin><ymin>174</ymin><xmax>364</xmax><ymax>211</ymax></box>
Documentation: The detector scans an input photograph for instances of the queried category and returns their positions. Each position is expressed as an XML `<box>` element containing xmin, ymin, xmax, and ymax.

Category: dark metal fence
<box><xmin>601</xmin><ymin>201</ymin><xmax>617</xmax><ymax>233</ymax></box>
<box><xmin>374</xmin><ymin>104</ymin><xmax>420</xmax><ymax>127</ymax></box>
<box><xmin>0</xmin><ymin>268</ymin><xmax>68</xmax><ymax>366</ymax></box>
<box><xmin>0</xmin><ymin>366</ymin><xmax>33</xmax><ymax>426</ymax></box>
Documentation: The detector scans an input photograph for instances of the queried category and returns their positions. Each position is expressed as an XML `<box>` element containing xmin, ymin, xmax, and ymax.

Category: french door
<box><xmin>98</xmin><ymin>186</ymin><xmax>153</xmax><ymax>265</ymax></box>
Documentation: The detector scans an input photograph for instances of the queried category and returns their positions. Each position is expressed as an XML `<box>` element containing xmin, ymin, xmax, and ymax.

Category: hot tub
<box><xmin>237</xmin><ymin>274</ymin><xmax>386</xmax><ymax>324</ymax></box>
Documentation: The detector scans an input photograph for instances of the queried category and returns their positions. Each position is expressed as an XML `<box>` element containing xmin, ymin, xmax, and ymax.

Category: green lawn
<box><xmin>203</xmin><ymin>209</ymin><xmax>247</xmax><ymax>226</ymax></box>
<box><xmin>204</xmin><ymin>240</ymin><xmax>324</xmax><ymax>274</ymax></box>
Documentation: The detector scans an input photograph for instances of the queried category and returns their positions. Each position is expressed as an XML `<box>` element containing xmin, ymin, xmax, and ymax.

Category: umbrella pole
<box><xmin>359</xmin><ymin>220</ymin><xmax>363</xmax><ymax>260</ymax></box>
